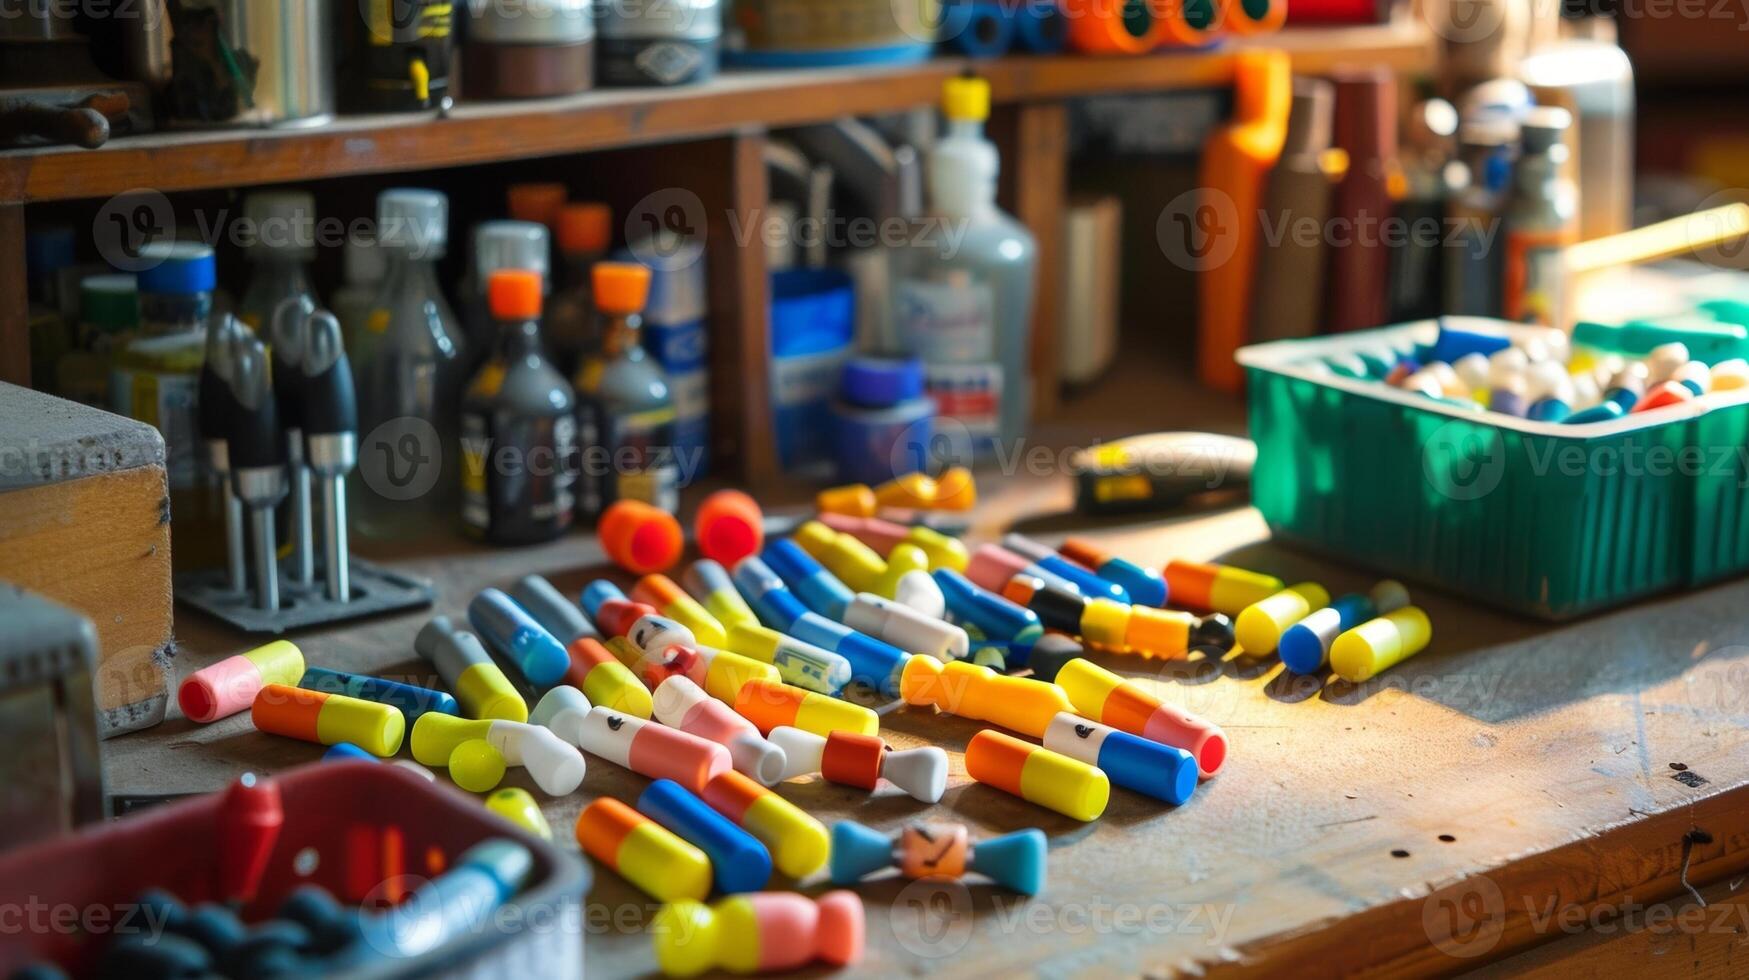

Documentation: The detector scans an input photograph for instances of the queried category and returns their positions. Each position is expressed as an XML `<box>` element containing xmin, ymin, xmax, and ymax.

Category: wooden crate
<box><xmin>0</xmin><ymin>383</ymin><xmax>173</xmax><ymax>735</ymax></box>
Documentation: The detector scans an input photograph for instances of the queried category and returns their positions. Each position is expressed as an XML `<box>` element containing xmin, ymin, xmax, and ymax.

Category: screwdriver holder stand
<box><xmin>175</xmin><ymin>558</ymin><xmax>435</xmax><ymax>634</ymax></box>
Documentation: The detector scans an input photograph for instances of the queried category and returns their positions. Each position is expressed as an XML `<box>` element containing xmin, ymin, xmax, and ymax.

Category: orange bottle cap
<box><xmin>558</xmin><ymin>202</ymin><xmax>612</xmax><ymax>254</ymax></box>
<box><xmin>592</xmin><ymin>262</ymin><xmax>653</xmax><ymax>315</ymax></box>
<box><xmin>695</xmin><ymin>490</ymin><xmax>764</xmax><ymax>565</ymax></box>
<box><xmin>598</xmin><ymin>500</ymin><xmax>683</xmax><ymax>575</ymax></box>
<box><xmin>487</xmin><ymin>269</ymin><xmax>544</xmax><ymax>320</ymax></box>
<box><xmin>506</xmin><ymin>183</ymin><xmax>567</xmax><ymax>227</ymax></box>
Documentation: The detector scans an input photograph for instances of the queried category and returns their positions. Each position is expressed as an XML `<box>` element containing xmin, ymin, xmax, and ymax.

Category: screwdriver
<box><xmin>198</xmin><ymin>315</ymin><xmax>248</xmax><ymax>594</ymax></box>
<box><xmin>270</xmin><ymin>295</ymin><xmax>317</xmax><ymax>589</ymax></box>
<box><xmin>298</xmin><ymin>310</ymin><xmax>358</xmax><ymax>603</ymax></box>
<box><xmin>228</xmin><ymin>333</ymin><xmax>288</xmax><ymax>611</ymax></box>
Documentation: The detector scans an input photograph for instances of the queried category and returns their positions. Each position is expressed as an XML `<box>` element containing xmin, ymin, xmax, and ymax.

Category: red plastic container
<box><xmin>0</xmin><ymin>761</ymin><xmax>587</xmax><ymax>979</ymax></box>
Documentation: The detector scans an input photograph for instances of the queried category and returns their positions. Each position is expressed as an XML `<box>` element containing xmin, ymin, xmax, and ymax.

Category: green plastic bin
<box><xmin>1238</xmin><ymin>318</ymin><xmax>1749</xmax><ymax>620</ymax></box>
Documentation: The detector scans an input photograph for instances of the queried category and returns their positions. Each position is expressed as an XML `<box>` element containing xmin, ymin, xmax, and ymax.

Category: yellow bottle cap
<box><xmin>944</xmin><ymin>75</ymin><xmax>991</xmax><ymax>123</ymax></box>
<box><xmin>448</xmin><ymin>738</ymin><xmax>507</xmax><ymax>793</ymax></box>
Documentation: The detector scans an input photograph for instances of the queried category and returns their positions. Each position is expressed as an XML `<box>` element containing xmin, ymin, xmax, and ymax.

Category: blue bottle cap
<box><xmin>967</xmin><ymin>828</ymin><xmax>1047</xmax><ymax>895</ymax></box>
<box><xmin>830</xmin><ymin>820</ymin><xmax>897</xmax><ymax>884</ymax></box>
<box><xmin>137</xmin><ymin>242</ymin><xmax>218</xmax><ymax>296</ymax></box>
<box><xmin>841</xmin><ymin>357</ymin><xmax>925</xmax><ymax>409</ymax></box>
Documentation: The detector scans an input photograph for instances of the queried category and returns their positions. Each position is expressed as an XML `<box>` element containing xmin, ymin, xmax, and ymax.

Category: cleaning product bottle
<box><xmin>352</xmin><ymin>189</ymin><xmax>469</xmax><ymax>539</ymax></box>
<box><xmin>547</xmin><ymin>202</ymin><xmax>613</xmax><ymax>374</ymax></box>
<box><xmin>111</xmin><ymin>242</ymin><xmax>218</xmax><ymax>570</ymax></box>
<box><xmin>1387</xmin><ymin>99</ymin><xmax>1459</xmax><ymax>323</ymax></box>
<box><xmin>891</xmin><ymin>74</ymin><xmax>1036</xmax><ymax>457</ymax></box>
<box><xmin>236</xmin><ymin>191</ymin><xmax>318</xmax><ymax>333</ymax></box>
<box><xmin>574</xmin><ymin>262</ymin><xmax>679</xmax><ymax>518</ymax></box>
<box><xmin>1503</xmin><ymin>107</ymin><xmax>1579</xmax><ymax>328</ymax></box>
<box><xmin>1249</xmin><ymin>77</ymin><xmax>1343</xmax><ymax>342</ymax></box>
<box><xmin>1325</xmin><ymin>66</ymin><xmax>1399</xmax><ymax>333</ymax></box>
<box><xmin>1196</xmin><ymin>48</ymin><xmax>1290</xmax><ymax>389</ymax></box>
<box><xmin>1445</xmin><ymin>117</ymin><xmax>1517</xmax><ymax>317</ymax></box>
<box><xmin>461</xmin><ymin>270</ymin><xmax>578</xmax><ymax>544</ymax></box>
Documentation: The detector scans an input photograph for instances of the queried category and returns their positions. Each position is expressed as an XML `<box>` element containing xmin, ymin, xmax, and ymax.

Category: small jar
<box><xmin>596</xmin><ymin>0</ymin><xmax>720</xmax><ymax>87</ymax></box>
<box><xmin>831</xmin><ymin>357</ymin><xmax>936</xmax><ymax>485</ymax></box>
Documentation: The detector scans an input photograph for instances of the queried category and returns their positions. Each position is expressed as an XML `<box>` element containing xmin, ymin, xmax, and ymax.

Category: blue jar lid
<box><xmin>841</xmin><ymin>356</ymin><xmax>924</xmax><ymax>408</ymax></box>
<box><xmin>137</xmin><ymin>242</ymin><xmax>217</xmax><ymax>296</ymax></box>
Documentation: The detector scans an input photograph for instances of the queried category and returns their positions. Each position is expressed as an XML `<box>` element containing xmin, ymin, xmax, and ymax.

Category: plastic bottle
<box><xmin>1325</xmin><ymin>66</ymin><xmax>1398</xmax><ymax>333</ymax></box>
<box><xmin>460</xmin><ymin>270</ymin><xmax>578</xmax><ymax>544</ymax></box>
<box><xmin>1503</xmin><ymin>107</ymin><xmax>1579</xmax><ymax>329</ymax></box>
<box><xmin>1444</xmin><ymin>118</ymin><xmax>1517</xmax><ymax>318</ymax></box>
<box><xmin>1196</xmin><ymin>49</ymin><xmax>1290</xmax><ymax>391</ymax></box>
<box><xmin>236</xmin><ymin>191</ymin><xmax>318</xmax><ymax>334</ymax></box>
<box><xmin>1386</xmin><ymin>99</ymin><xmax>1458</xmax><ymax>323</ymax></box>
<box><xmin>57</xmin><ymin>273</ymin><xmax>139</xmax><ymax>405</ymax></box>
<box><xmin>333</xmin><ymin>237</ymin><xmax>387</xmax><ymax>362</ymax></box>
<box><xmin>1517</xmin><ymin>8</ymin><xmax>1634</xmax><ymax>241</ymax></box>
<box><xmin>546</xmin><ymin>202</ymin><xmax>613</xmax><ymax>374</ymax></box>
<box><xmin>352</xmin><ymin>189</ymin><xmax>469</xmax><ymax>539</ymax></box>
<box><xmin>1250</xmin><ymin>77</ymin><xmax>1341</xmax><ymax>342</ymax></box>
<box><xmin>574</xmin><ymin>262</ymin><xmax>679</xmax><ymax>518</ymax></box>
<box><xmin>890</xmin><ymin>75</ymin><xmax>1035</xmax><ymax>456</ymax></box>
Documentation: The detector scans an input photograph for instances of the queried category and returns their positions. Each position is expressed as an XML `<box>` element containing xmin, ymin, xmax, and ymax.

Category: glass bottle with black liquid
<box><xmin>460</xmin><ymin>269</ymin><xmax>578</xmax><ymax>544</ymax></box>
<box><xmin>573</xmin><ymin>262</ymin><xmax>679</xmax><ymax>519</ymax></box>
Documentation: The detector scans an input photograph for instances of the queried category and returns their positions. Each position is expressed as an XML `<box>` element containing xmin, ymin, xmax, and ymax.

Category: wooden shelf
<box><xmin>0</xmin><ymin>24</ymin><xmax>1430</xmax><ymax>204</ymax></box>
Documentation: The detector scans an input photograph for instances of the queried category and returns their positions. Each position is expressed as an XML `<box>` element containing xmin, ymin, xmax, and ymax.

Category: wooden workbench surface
<box><xmin>102</xmin><ymin>369</ymin><xmax>1749</xmax><ymax>978</ymax></box>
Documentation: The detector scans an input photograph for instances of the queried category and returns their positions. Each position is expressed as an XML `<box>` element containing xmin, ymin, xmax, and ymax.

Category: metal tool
<box><xmin>199</xmin><ymin>314</ymin><xmax>248</xmax><ymax>594</ymax></box>
<box><xmin>0</xmin><ymin>589</ymin><xmax>104</xmax><ymax>853</ymax></box>
<box><xmin>228</xmin><ymin>334</ymin><xmax>287</xmax><ymax>611</ymax></box>
<box><xmin>270</xmin><ymin>295</ymin><xmax>316</xmax><ymax>589</ymax></box>
<box><xmin>298</xmin><ymin>310</ymin><xmax>358</xmax><ymax>603</ymax></box>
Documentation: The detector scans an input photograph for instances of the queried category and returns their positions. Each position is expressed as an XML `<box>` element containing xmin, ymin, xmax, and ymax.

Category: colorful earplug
<box><xmin>577</xmin><ymin>797</ymin><xmax>711</xmax><ymax>902</ymax></box>
<box><xmin>638</xmin><ymin>779</ymin><xmax>773</xmax><ymax>894</ymax></box>
<box><xmin>1055</xmin><ymin>658</ymin><xmax>1227</xmax><ymax>779</ymax></box>
<box><xmin>899</xmin><ymin>656</ymin><xmax>1073</xmax><ymax>738</ymax></box>
<box><xmin>180</xmin><ymin>640</ymin><xmax>305</xmax><ymax>723</ymax></box>
<box><xmin>1043</xmin><ymin>711</ymin><xmax>1197</xmax><ymax>805</ymax></box>
<box><xmin>252</xmin><ymin>684</ymin><xmax>405</xmax><ymax>757</ymax></box>
<box><xmin>467</xmin><ymin>587</ymin><xmax>571</xmax><ymax>687</ymax></box>
<box><xmin>1164</xmin><ymin>560</ymin><xmax>1284</xmax><ymax>616</ymax></box>
<box><xmin>830</xmin><ymin>821</ymin><xmax>1046</xmax><ymax>894</ymax></box>
<box><xmin>766</xmin><ymin>727</ymin><xmax>948</xmax><ymax>802</ymax></box>
<box><xmin>700</xmin><ymin>770</ymin><xmax>831</xmax><ymax>878</ymax></box>
<box><xmin>1279</xmin><ymin>580</ymin><xmax>1409</xmax><ymax>675</ymax></box>
<box><xmin>651</xmin><ymin>891</ymin><xmax>863</xmax><ymax>977</ymax></box>
<box><xmin>652</xmin><ymin>674</ymin><xmax>788</xmax><ymax>786</ymax></box>
<box><xmin>415</xmin><ymin>616</ymin><xmax>527</xmax><ymax>722</ymax></box>
<box><xmin>1235</xmin><ymin>582</ymin><xmax>1331</xmax><ymax>656</ymax></box>
<box><xmin>965</xmin><ymin>729</ymin><xmax>1110</xmax><ymax>821</ymax></box>
<box><xmin>410</xmin><ymin>712</ymin><xmax>585</xmax><ymax>795</ymax></box>
<box><xmin>1058</xmin><ymin>537</ymin><xmax>1168</xmax><ymax>607</ymax></box>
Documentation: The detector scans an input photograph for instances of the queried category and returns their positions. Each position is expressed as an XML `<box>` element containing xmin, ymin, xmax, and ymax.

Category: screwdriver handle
<box><xmin>228</xmin><ymin>336</ymin><xmax>287</xmax><ymax>472</ymax></box>
<box><xmin>269</xmin><ymin>295</ymin><xmax>315</xmax><ymax>432</ymax></box>
<box><xmin>298</xmin><ymin>310</ymin><xmax>357</xmax><ymax>440</ymax></box>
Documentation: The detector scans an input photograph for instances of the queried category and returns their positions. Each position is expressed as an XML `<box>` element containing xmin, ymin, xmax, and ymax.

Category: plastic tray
<box><xmin>0</xmin><ymin>761</ymin><xmax>587</xmax><ymax>979</ymax></box>
<box><xmin>1238</xmin><ymin>317</ymin><xmax>1749</xmax><ymax>620</ymax></box>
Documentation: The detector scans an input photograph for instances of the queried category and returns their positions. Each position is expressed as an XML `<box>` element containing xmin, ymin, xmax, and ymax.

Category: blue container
<box><xmin>831</xmin><ymin>357</ymin><xmax>936</xmax><ymax>485</ymax></box>
<box><xmin>771</xmin><ymin>268</ymin><xmax>855</xmax><ymax>470</ymax></box>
